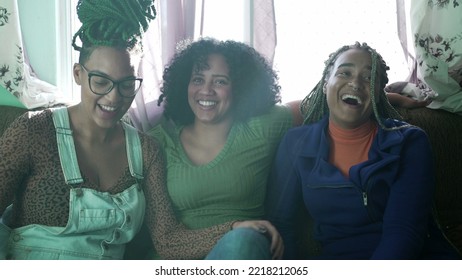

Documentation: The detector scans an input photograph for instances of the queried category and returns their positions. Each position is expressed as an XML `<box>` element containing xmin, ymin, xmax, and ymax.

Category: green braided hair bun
<box><xmin>72</xmin><ymin>0</ymin><xmax>156</xmax><ymax>51</ymax></box>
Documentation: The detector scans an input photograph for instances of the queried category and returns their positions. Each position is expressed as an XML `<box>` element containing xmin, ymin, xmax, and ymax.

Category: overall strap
<box><xmin>52</xmin><ymin>107</ymin><xmax>84</xmax><ymax>184</ymax></box>
<box><xmin>122</xmin><ymin>122</ymin><xmax>144</xmax><ymax>180</ymax></box>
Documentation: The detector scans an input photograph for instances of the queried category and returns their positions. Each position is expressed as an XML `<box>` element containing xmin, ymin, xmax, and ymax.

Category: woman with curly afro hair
<box><xmin>148</xmin><ymin>37</ymin><xmax>301</xmax><ymax>259</ymax></box>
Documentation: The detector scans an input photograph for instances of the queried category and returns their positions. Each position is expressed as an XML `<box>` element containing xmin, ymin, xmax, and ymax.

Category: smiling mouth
<box><xmin>99</xmin><ymin>104</ymin><xmax>118</xmax><ymax>112</ymax></box>
<box><xmin>341</xmin><ymin>94</ymin><xmax>363</xmax><ymax>106</ymax></box>
<box><xmin>198</xmin><ymin>100</ymin><xmax>217</xmax><ymax>107</ymax></box>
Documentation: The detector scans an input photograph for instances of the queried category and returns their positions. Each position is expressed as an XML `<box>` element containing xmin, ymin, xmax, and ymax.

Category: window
<box><xmin>199</xmin><ymin>0</ymin><xmax>250</xmax><ymax>43</ymax></box>
<box><xmin>66</xmin><ymin>0</ymin><xmax>412</xmax><ymax>104</ymax></box>
<box><xmin>272</xmin><ymin>0</ymin><xmax>411</xmax><ymax>102</ymax></box>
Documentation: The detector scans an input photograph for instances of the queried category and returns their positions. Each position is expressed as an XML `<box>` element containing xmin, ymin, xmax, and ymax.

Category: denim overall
<box><xmin>0</xmin><ymin>107</ymin><xmax>145</xmax><ymax>259</ymax></box>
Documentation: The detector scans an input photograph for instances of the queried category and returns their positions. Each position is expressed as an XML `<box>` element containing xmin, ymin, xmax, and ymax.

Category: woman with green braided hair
<box><xmin>266</xmin><ymin>42</ymin><xmax>460</xmax><ymax>259</ymax></box>
<box><xmin>0</xmin><ymin>0</ymin><xmax>241</xmax><ymax>260</ymax></box>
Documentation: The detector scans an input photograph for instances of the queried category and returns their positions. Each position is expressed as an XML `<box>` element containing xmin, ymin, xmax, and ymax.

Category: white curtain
<box><xmin>0</xmin><ymin>0</ymin><xmax>60</xmax><ymax>109</ymax></box>
<box><xmin>129</xmin><ymin>0</ymin><xmax>278</xmax><ymax>132</ymax></box>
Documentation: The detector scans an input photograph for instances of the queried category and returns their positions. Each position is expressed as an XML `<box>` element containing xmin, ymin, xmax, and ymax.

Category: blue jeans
<box><xmin>205</xmin><ymin>227</ymin><xmax>272</xmax><ymax>260</ymax></box>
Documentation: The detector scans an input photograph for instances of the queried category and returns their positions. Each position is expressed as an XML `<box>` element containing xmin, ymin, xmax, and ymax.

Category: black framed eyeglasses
<box><xmin>80</xmin><ymin>64</ymin><xmax>143</xmax><ymax>98</ymax></box>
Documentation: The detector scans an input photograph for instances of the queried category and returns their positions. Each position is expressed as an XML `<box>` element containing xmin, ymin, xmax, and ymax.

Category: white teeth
<box><xmin>100</xmin><ymin>104</ymin><xmax>117</xmax><ymax>112</ymax></box>
<box><xmin>341</xmin><ymin>94</ymin><xmax>363</xmax><ymax>105</ymax></box>
<box><xmin>198</xmin><ymin>100</ymin><xmax>217</xmax><ymax>106</ymax></box>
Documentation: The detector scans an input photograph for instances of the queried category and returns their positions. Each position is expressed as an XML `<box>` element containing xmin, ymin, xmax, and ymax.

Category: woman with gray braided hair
<box><xmin>266</xmin><ymin>42</ymin><xmax>460</xmax><ymax>259</ymax></box>
<box><xmin>0</xmin><ymin>0</ymin><xmax>241</xmax><ymax>260</ymax></box>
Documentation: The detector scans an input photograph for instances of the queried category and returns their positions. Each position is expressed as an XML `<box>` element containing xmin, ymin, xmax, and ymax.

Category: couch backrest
<box><xmin>397</xmin><ymin>107</ymin><xmax>462</xmax><ymax>254</ymax></box>
<box><xmin>0</xmin><ymin>106</ymin><xmax>28</xmax><ymax>137</ymax></box>
<box><xmin>397</xmin><ymin>107</ymin><xmax>462</xmax><ymax>226</ymax></box>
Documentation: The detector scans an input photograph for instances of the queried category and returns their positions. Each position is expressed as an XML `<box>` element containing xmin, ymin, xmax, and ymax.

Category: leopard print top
<box><xmin>0</xmin><ymin>109</ymin><xmax>232</xmax><ymax>259</ymax></box>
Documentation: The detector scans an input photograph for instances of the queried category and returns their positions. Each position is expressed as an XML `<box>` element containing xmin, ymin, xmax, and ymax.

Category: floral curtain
<box><xmin>0</xmin><ymin>0</ymin><xmax>60</xmax><ymax>109</ymax></box>
<box><xmin>411</xmin><ymin>0</ymin><xmax>462</xmax><ymax>114</ymax></box>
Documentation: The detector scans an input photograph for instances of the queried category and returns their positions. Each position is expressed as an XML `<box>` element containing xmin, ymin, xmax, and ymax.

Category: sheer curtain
<box><xmin>129</xmin><ymin>0</ymin><xmax>198</xmax><ymax>132</ymax></box>
<box><xmin>252</xmin><ymin>0</ymin><xmax>277</xmax><ymax>65</ymax></box>
<box><xmin>129</xmin><ymin>0</ymin><xmax>278</xmax><ymax>131</ymax></box>
<box><xmin>0</xmin><ymin>0</ymin><xmax>60</xmax><ymax>109</ymax></box>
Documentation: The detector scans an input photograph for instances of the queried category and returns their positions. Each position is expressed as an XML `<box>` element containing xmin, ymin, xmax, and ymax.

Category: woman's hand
<box><xmin>232</xmin><ymin>220</ymin><xmax>284</xmax><ymax>259</ymax></box>
<box><xmin>386</xmin><ymin>92</ymin><xmax>432</xmax><ymax>109</ymax></box>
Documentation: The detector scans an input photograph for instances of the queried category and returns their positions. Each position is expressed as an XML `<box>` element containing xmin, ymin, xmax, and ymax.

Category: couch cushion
<box><xmin>397</xmin><ymin>107</ymin><xmax>462</xmax><ymax>254</ymax></box>
<box><xmin>0</xmin><ymin>106</ymin><xmax>28</xmax><ymax>137</ymax></box>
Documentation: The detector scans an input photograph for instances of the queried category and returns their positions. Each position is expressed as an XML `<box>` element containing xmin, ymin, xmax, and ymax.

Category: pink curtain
<box><xmin>129</xmin><ymin>0</ymin><xmax>198</xmax><ymax>132</ymax></box>
<box><xmin>252</xmin><ymin>0</ymin><xmax>277</xmax><ymax>65</ymax></box>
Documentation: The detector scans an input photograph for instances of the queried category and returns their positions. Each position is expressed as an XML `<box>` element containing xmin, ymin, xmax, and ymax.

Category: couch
<box><xmin>1</xmin><ymin>105</ymin><xmax>461</xmax><ymax>258</ymax></box>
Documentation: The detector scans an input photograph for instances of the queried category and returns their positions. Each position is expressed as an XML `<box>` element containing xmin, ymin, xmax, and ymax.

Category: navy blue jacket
<box><xmin>267</xmin><ymin>116</ymin><xmax>458</xmax><ymax>259</ymax></box>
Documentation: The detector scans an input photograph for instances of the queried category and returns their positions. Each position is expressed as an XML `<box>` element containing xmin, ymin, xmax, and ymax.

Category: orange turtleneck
<box><xmin>328</xmin><ymin>119</ymin><xmax>378</xmax><ymax>177</ymax></box>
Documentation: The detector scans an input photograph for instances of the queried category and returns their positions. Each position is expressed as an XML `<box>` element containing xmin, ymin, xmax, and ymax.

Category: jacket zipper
<box><xmin>362</xmin><ymin>192</ymin><xmax>368</xmax><ymax>206</ymax></box>
<box><xmin>361</xmin><ymin>178</ymin><xmax>373</xmax><ymax>221</ymax></box>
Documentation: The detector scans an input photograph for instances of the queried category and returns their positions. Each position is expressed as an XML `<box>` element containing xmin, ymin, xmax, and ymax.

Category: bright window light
<box><xmin>67</xmin><ymin>0</ymin><xmax>412</xmax><ymax>104</ymax></box>
<box><xmin>273</xmin><ymin>0</ymin><xmax>411</xmax><ymax>102</ymax></box>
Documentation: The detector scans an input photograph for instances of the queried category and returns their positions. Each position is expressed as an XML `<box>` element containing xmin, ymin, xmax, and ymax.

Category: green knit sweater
<box><xmin>149</xmin><ymin>105</ymin><xmax>293</xmax><ymax>229</ymax></box>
